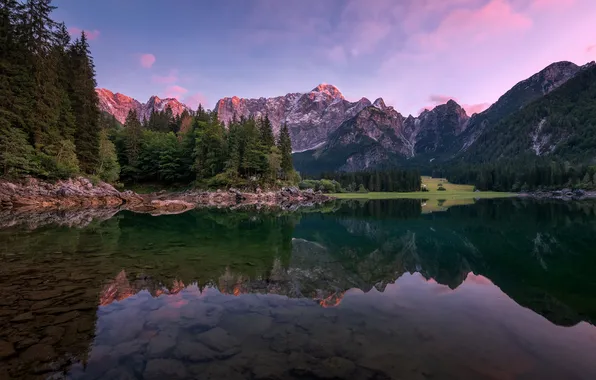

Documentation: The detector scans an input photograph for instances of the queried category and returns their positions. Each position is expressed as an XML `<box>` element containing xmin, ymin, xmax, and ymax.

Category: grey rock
<box><xmin>143</xmin><ymin>358</ymin><xmax>188</xmax><ymax>380</ymax></box>
<box><xmin>179</xmin><ymin>303</ymin><xmax>224</xmax><ymax>331</ymax></box>
<box><xmin>0</xmin><ymin>340</ymin><xmax>15</xmax><ymax>359</ymax></box>
<box><xmin>26</xmin><ymin>290</ymin><xmax>63</xmax><ymax>301</ymax></box>
<box><xmin>196</xmin><ymin>327</ymin><xmax>240</xmax><ymax>353</ymax></box>
<box><xmin>11</xmin><ymin>311</ymin><xmax>34</xmax><ymax>322</ymax></box>
<box><xmin>15</xmin><ymin>337</ymin><xmax>39</xmax><ymax>350</ymax></box>
<box><xmin>174</xmin><ymin>340</ymin><xmax>218</xmax><ymax>362</ymax></box>
<box><xmin>102</xmin><ymin>367</ymin><xmax>138</xmax><ymax>380</ymax></box>
<box><xmin>147</xmin><ymin>334</ymin><xmax>176</xmax><ymax>358</ymax></box>
<box><xmin>314</xmin><ymin>356</ymin><xmax>357</xmax><ymax>379</ymax></box>
<box><xmin>20</xmin><ymin>344</ymin><xmax>57</xmax><ymax>363</ymax></box>
<box><xmin>54</xmin><ymin>310</ymin><xmax>79</xmax><ymax>324</ymax></box>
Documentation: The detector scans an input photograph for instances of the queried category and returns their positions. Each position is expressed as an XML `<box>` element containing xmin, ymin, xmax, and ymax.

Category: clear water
<box><xmin>1</xmin><ymin>199</ymin><xmax>596</xmax><ymax>379</ymax></box>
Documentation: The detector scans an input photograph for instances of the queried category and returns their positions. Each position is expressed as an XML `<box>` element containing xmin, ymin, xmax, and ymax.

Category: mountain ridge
<box><xmin>214</xmin><ymin>84</ymin><xmax>371</xmax><ymax>152</ymax></box>
<box><xmin>294</xmin><ymin>60</ymin><xmax>592</xmax><ymax>173</ymax></box>
<box><xmin>96</xmin><ymin>59</ymin><xmax>594</xmax><ymax>174</ymax></box>
<box><xmin>96</xmin><ymin>88</ymin><xmax>189</xmax><ymax>124</ymax></box>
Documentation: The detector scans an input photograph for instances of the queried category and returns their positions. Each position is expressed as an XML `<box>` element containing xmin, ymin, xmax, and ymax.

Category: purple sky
<box><xmin>54</xmin><ymin>0</ymin><xmax>596</xmax><ymax>116</ymax></box>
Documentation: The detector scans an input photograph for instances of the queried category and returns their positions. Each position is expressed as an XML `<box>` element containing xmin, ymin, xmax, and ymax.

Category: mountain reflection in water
<box><xmin>0</xmin><ymin>198</ymin><xmax>595</xmax><ymax>379</ymax></box>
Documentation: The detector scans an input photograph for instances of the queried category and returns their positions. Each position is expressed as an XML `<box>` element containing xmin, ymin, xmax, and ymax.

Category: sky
<box><xmin>53</xmin><ymin>0</ymin><xmax>596</xmax><ymax>116</ymax></box>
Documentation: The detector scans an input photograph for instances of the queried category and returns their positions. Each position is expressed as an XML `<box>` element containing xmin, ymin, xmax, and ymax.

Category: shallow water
<box><xmin>1</xmin><ymin>198</ymin><xmax>596</xmax><ymax>379</ymax></box>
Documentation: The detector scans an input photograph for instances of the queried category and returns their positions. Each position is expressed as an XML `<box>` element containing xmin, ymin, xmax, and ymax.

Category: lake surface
<box><xmin>1</xmin><ymin>198</ymin><xmax>596</xmax><ymax>379</ymax></box>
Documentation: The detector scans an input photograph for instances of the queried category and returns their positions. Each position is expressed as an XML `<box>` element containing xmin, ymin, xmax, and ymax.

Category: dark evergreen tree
<box><xmin>123</xmin><ymin>109</ymin><xmax>142</xmax><ymax>169</ymax></box>
<box><xmin>68</xmin><ymin>31</ymin><xmax>100</xmax><ymax>173</ymax></box>
<box><xmin>259</xmin><ymin>114</ymin><xmax>275</xmax><ymax>148</ymax></box>
<box><xmin>278</xmin><ymin>123</ymin><xmax>293</xmax><ymax>177</ymax></box>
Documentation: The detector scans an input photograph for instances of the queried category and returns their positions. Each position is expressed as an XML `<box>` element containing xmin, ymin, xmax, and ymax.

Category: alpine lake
<box><xmin>1</xmin><ymin>197</ymin><xmax>596</xmax><ymax>380</ymax></box>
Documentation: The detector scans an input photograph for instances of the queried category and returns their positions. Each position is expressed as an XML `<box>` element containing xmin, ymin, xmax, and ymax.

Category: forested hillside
<box><xmin>443</xmin><ymin>65</ymin><xmax>596</xmax><ymax>191</ymax></box>
<box><xmin>111</xmin><ymin>109</ymin><xmax>297</xmax><ymax>188</ymax></box>
<box><xmin>0</xmin><ymin>0</ymin><xmax>298</xmax><ymax>189</ymax></box>
<box><xmin>0</xmin><ymin>0</ymin><xmax>115</xmax><ymax>180</ymax></box>
<box><xmin>461</xmin><ymin>64</ymin><xmax>596</xmax><ymax>164</ymax></box>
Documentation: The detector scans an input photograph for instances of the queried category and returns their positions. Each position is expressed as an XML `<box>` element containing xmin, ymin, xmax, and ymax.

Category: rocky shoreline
<box><xmin>0</xmin><ymin>177</ymin><xmax>331</xmax><ymax>216</ymax></box>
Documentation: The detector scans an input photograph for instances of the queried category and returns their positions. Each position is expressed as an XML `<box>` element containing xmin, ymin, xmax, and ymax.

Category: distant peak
<box><xmin>543</xmin><ymin>61</ymin><xmax>577</xmax><ymax>70</ymax></box>
<box><xmin>96</xmin><ymin>88</ymin><xmax>113</xmax><ymax>95</ymax></box>
<box><xmin>311</xmin><ymin>83</ymin><xmax>344</xmax><ymax>99</ymax></box>
<box><xmin>445</xmin><ymin>99</ymin><xmax>465</xmax><ymax>110</ymax></box>
<box><xmin>372</xmin><ymin>98</ymin><xmax>386</xmax><ymax>109</ymax></box>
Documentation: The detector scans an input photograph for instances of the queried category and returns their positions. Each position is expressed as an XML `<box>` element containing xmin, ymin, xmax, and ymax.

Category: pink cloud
<box><xmin>165</xmin><ymin>85</ymin><xmax>188</xmax><ymax>100</ymax></box>
<box><xmin>139</xmin><ymin>54</ymin><xmax>156</xmax><ymax>69</ymax></box>
<box><xmin>531</xmin><ymin>0</ymin><xmax>575</xmax><ymax>10</ymax></box>
<box><xmin>429</xmin><ymin>94</ymin><xmax>456</xmax><ymax>104</ymax></box>
<box><xmin>183</xmin><ymin>93</ymin><xmax>209</xmax><ymax>109</ymax></box>
<box><xmin>68</xmin><ymin>27</ymin><xmax>100</xmax><ymax>40</ymax></box>
<box><xmin>463</xmin><ymin>103</ymin><xmax>491</xmax><ymax>115</ymax></box>
<box><xmin>587</xmin><ymin>45</ymin><xmax>596</xmax><ymax>53</ymax></box>
<box><xmin>419</xmin><ymin>94</ymin><xmax>490</xmax><ymax>116</ymax></box>
<box><xmin>414</xmin><ymin>0</ymin><xmax>532</xmax><ymax>51</ymax></box>
<box><xmin>152</xmin><ymin>69</ymin><xmax>179</xmax><ymax>84</ymax></box>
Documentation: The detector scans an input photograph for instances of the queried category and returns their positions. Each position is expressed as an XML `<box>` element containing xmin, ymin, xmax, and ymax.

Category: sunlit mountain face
<box><xmin>1</xmin><ymin>199</ymin><xmax>596</xmax><ymax>378</ymax></box>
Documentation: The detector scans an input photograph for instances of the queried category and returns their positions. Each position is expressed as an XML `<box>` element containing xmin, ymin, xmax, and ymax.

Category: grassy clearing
<box><xmin>330</xmin><ymin>176</ymin><xmax>516</xmax><ymax>200</ymax></box>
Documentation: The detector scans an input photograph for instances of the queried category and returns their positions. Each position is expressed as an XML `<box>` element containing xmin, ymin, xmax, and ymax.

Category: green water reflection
<box><xmin>1</xmin><ymin>199</ymin><xmax>595</xmax><ymax>379</ymax></box>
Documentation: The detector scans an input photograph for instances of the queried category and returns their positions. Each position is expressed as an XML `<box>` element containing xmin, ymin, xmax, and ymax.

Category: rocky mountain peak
<box><xmin>523</xmin><ymin>61</ymin><xmax>580</xmax><ymax>95</ymax></box>
<box><xmin>445</xmin><ymin>99</ymin><xmax>458</xmax><ymax>107</ymax></box>
<box><xmin>214</xmin><ymin>84</ymin><xmax>369</xmax><ymax>152</ymax></box>
<box><xmin>310</xmin><ymin>84</ymin><xmax>344</xmax><ymax>100</ymax></box>
<box><xmin>96</xmin><ymin>89</ymin><xmax>189</xmax><ymax>124</ymax></box>
<box><xmin>372</xmin><ymin>98</ymin><xmax>387</xmax><ymax>110</ymax></box>
<box><xmin>439</xmin><ymin>99</ymin><xmax>468</xmax><ymax>118</ymax></box>
<box><xmin>148</xmin><ymin>95</ymin><xmax>161</xmax><ymax>103</ymax></box>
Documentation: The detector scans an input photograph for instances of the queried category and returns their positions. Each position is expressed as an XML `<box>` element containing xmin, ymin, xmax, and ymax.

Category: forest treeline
<box><xmin>302</xmin><ymin>169</ymin><xmax>421</xmax><ymax>193</ymax></box>
<box><xmin>0</xmin><ymin>0</ymin><xmax>297</xmax><ymax>188</ymax></box>
<box><xmin>437</xmin><ymin>158</ymin><xmax>596</xmax><ymax>192</ymax></box>
<box><xmin>111</xmin><ymin>108</ymin><xmax>297</xmax><ymax>188</ymax></box>
<box><xmin>0</xmin><ymin>0</ymin><xmax>112</xmax><ymax>179</ymax></box>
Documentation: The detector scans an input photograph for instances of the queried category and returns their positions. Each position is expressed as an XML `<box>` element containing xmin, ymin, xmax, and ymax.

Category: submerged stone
<box><xmin>20</xmin><ymin>344</ymin><xmax>57</xmax><ymax>363</ymax></box>
<box><xmin>143</xmin><ymin>358</ymin><xmax>188</xmax><ymax>380</ymax></box>
<box><xmin>0</xmin><ymin>340</ymin><xmax>15</xmax><ymax>359</ymax></box>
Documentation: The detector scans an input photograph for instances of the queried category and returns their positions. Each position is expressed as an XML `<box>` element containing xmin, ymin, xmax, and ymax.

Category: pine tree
<box><xmin>68</xmin><ymin>31</ymin><xmax>100</xmax><ymax>173</ymax></box>
<box><xmin>225</xmin><ymin>120</ymin><xmax>241</xmax><ymax>173</ymax></box>
<box><xmin>195</xmin><ymin>113</ymin><xmax>226</xmax><ymax>179</ymax></box>
<box><xmin>259</xmin><ymin>114</ymin><xmax>275</xmax><ymax>148</ymax></box>
<box><xmin>278</xmin><ymin>123</ymin><xmax>293</xmax><ymax>177</ymax></box>
<box><xmin>96</xmin><ymin>129</ymin><xmax>120</xmax><ymax>182</ymax></box>
<box><xmin>124</xmin><ymin>109</ymin><xmax>142</xmax><ymax>168</ymax></box>
<box><xmin>0</xmin><ymin>115</ymin><xmax>40</xmax><ymax>176</ymax></box>
<box><xmin>0</xmin><ymin>0</ymin><xmax>39</xmax><ymax>175</ymax></box>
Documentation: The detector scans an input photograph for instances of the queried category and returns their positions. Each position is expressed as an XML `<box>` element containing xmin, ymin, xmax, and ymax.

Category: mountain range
<box><xmin>96</xmin><ymin>60</ymin><xmax>596</xmax><ymax>174</ymax></box>
<box><xmin>96</xmin><ymin>88</ymin><xmax>189</xmax><ymax>124</ymax></box>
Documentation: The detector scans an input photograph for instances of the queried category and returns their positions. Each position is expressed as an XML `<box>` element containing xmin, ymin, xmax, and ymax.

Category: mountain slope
<box><xmin>459</xmin><ymin>63</ymin><xmax>596</xmax><ymax>164</ymax></box>
<box><xmin>214</xmin><ymin>84</ymin><xmax>371</xmax><ymax>152</ymax></box>
<box><xmin>294</xmin><ymin>61</ymin><xmax>591</xmax><ymax>174</ymax></box>
<box><xmin>294</xmin><ymin>98</ymin><xmax>471</xmax><ymax>174</ymax></box>
<box><xmin>457</xmin><ymin>61</ymin><xmax>583</xmax><ymax>151</ymax></box>
<box><xmin>96</xmin><ymin>88</ymin><xmax>189</xmax><ymax>124</ymax></box>
<box><xmin>408</xmin><ymin>99</ymin><xmax>470</xmax><ymax>156</ymax></box>
<box><xmin>294</xmin><ymin>102</ymin><xmax>411</xmax><ymax>173</ymax></box>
